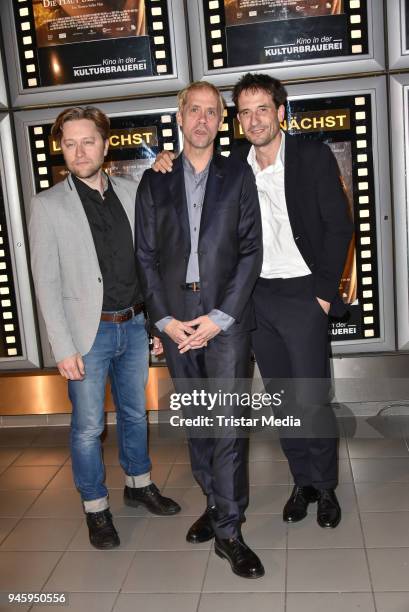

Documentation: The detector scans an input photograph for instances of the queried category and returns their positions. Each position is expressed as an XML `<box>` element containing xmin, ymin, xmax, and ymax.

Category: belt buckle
<box><xmin>192</xmin><ymin>282</ymin><xmax>199</xmax><ymax>293</ymax></box>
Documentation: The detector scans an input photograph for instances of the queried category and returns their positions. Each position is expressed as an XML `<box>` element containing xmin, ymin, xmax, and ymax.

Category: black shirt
<box><xmin>72</xmin><ymin>174</ymin><xmax>142</xmax><ymax>311</ymax></box>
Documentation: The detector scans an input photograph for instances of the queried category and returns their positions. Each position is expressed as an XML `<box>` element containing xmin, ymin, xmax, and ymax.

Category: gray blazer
<box><xmin>29</xmin><ymin>174</ymin><xmax>138</xmax><ymax>363</ymax></box>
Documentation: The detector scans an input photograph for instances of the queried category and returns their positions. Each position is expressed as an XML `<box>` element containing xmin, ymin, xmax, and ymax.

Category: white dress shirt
<box><xmin>247</xmin><ymin>134</ymin><xmax>311</xmax><ymax>279</ymax></box>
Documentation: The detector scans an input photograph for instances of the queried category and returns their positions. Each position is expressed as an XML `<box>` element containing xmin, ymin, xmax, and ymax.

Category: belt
<box><xmin>181</xmin><ymin>282</ymin><xmax>201</xmax><ymax>292</ymax></box>
<box><xmin>100</xmin><ymin>302</ymin><xmax>144</xmax><ymax>323</ymax></box>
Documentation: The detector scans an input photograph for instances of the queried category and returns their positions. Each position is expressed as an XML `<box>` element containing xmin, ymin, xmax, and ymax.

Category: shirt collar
<box><xmin>182</xmin><ymin>153</ymin><xmax>211</xmax><ymax>180</ymax></box>
<box><xmin>247</xmin><ymin>130</ymin><xmax>285</xmax><ymax>175</ymax></box>
<box><xmin>72</xmin><ymin>171</ymin><xmax>110</xmax><ymax>201</ymax></box>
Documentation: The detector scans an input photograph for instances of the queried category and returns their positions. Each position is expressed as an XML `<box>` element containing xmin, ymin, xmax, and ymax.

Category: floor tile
<box><xmin>355</xmin><ymin>483</ymin><xmax>409</xmax><ymax>512</ymax></box>
<box><xmin>160</xmin><ymin>487</ymin><xmax>207</xmax><ymax>517</ymax></box>
<box><xmin>166</xmin><ymin>464</ymin><xmax>198</xmax><ymax>488</ymax></box>
<box><xmin>248</xmin><ymin>440</ymin><xmax>286</xmax><ymax>461</ymax></box>
<box><xmin>31</xmin><ymin>592</ymin><xmax>117</xmax><ymax>612</ymax></box>
<box><xmin>367</xmin><ymin>548</ymin><xmax>409</xmax><ymax>591</ymax></box>
<box><xmin>44</xmin><ymin>551</ymin><xmax>134</xmax><ymax>592</ymax></box>
<box><xmin>361</xmin><ymin>512</ymin><xmax>409</xmax><ymax>547</ymax></box>
<box><xmin>348</xmin><ymin>439</ymin><xmax>409</xmax><ymax>459</ymax></box>
<box><xmin>14</xmin><ymin>447</ymin><xmax>70</xmax><ymax>467</ymax></box>
<box><xmin>148</xmin><ymin>444</ymin><xmax>182</xmax><ymax>464</ymax></box>
<box><xmin>122</xmin><ymin>550</ymin><xmax>209</xmax><ymax>592</ymax></box>
<box><xmin>338</xmin><ymin>458</ymin><xmax>353</xmax><ymax>483</ymax></box>
<box><xmin>287</xmin><ymin>549</ymin><xmax>371</xmax><ymax>591</ymax></box>
<box><xmin>26</xmin><ymin>488</ymin><xmax>83</xmax><ymax>518</ymax></box>
<box><xmin>0</xmin><ymin>518</ymin><xmax>19</xmax><ymax>545</ymax></box>
<box><xmin>0</xmin><ymin>466</ymin><xmax>59</xmax><ymax>490</ymax></box>
<box><xmin>286</xmin><ymin>592</ymin><xmax>375</xmax><ymax>612</ymax></box>
<box><xmin>114</xmin><ymin>593</ymin><xmax>200</xmax><ymax>612</ymax></box>
<box><xmin>374</xmin><ymin>592</ymin><xmax>409</xmax><ymax>612</ymax></box>
<box><xmin>0</xmin><ymin>518</ymin><xmax>81</xmax><ymax>551</ymax></box>
<box><xmin>351</xmin><ymin>458</ymin><xmax>409</xmax><ymax>483</ymax></box>
<box><xmin>242</xmin><ymin>514</ymin><xmax>287</xmax><ymax>549</ymax></box>
<box><xmin>249</xmin><ymin>461</ymin><xmax>289</xmax><ymax>485</ymax></box>
<box><xmin>338</xmin><ymin>438</ymin><xmax>349</xmax><ymax>459</ymax></box>
<box><xmin>247</xmin><ymin>485</ymin><xmax>290</xmax><ymax>514</ymax></box>
<box><xmin>0</xmin><ymin>448</ymin><xmax>22</xmax><ymax>467</ymax></box>
<box><xmin>32</xmin><ymin>428</ymin><xmax>70</xmax><ymax>447</ymax></box>
<box><xmin>0</xmin><ymin>490</ymin><xmax>40</xmax><ymax>517</ymax></box>
<box><xmin>45</xmin><ymin>466</ymin><xmax>75</xmax><ymax>489</ymax></box>
<box><xmin>0</xmin><ymin>551</ymin><xmax>61</xmax><ymax>591</ymax></box>
<box><xmin>199</xmin><ymin>592</ymin><xmax>285</xmax><ymax>612</ymax></box>
<box><xmin>174</xmin><ymin>444</ymin><xmax>191</xmax><ymax>464</ymax></box>
<box><xmin>203</xmin><ymin>548</ymin><xmax>285</xmax><ymax>592</ymax></box>
<box><xmin>0</xmin><ymin>429</ymin><xmax>38</xmax><ymax>447</ymax></box>
<box><xmin>68</xmin><ymin>517</ymin><xmax>148</xmax><ymax>551</ymax></box>
<box><xmin>287</xmin><ymin>512</ymin><xmax>364</xmax><ymax>549</ymax></box>
<box><xmin>139</xmin><ymin>516</ymin><xmax>212</xmax><ymax>550</ymax></box>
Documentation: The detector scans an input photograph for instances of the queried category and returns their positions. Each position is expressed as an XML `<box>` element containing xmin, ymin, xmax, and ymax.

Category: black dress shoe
<box><xmin>186</xmin><ymin>507</ymin><xmax>216</xmax><ymax>543</ymax></box>
<box><xmin>283</xmin><ymin>485</ymin><xmax>319</xmax><ymax>523</ymax></box>
<box><xmin>86</xmin><ymin>509</ymin><xmax>120</xmax><ymax>550</ymax></box>
<box><xmin>215</xmin><ymin>535</ymin><xmax>265</xmax><ymax>579</ymax></box>
<box><xmin>124</xmin><ymin>483</ymin><xmax>181</xmax><ymax>515</ymax></box>
<box><xmin>317</xmin><ymin>489</ymin><xmax>341</xmax><ymax>528</ymax></box>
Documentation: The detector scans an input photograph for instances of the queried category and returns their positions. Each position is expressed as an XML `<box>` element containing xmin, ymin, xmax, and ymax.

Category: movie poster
<box><xmin>219</xmin><ymin>0</ymin><xmax>356</xmax><ymax>67</ymax></box>
<box><xmin>222</xmin><ymin>95</ymin><xmax>377</xmax><ymax>342</ymax></box>
<box><xmin>0</xmin><ymin>172</ymin><xmax>22</xmax><ymax>357</ymax></box>
<box><xmin>32</xmin><ymin>0</ymin><xmax>153</xmax><ymax>86</ymax></box>
<box><xmin>29</xmin><ymin>113</ymin><xmax>178</xmax><ymax>192</ymax></box>
<box><xmin>406</xmin><ymin>0</ymin><xmax>409</xmax><ymax>52</ymax></box>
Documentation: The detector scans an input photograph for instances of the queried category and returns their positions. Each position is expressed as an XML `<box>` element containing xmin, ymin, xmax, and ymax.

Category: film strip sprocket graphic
<box><xmin>204</xmin><ymin>0</ymin><xmax>369</xmax><ymax>71</ymax></box>
<box><xmin>28</xmin><ymin>111</ymin><xmax>179</xmax><ymax>194</ymax></box>
<box><xmin>0</xmin><ymin>174</ymin><xmax>23</xmax><ymax>358</ymax></box>
<box><xmin>216</xmin><ymin>93</ymin><xmax>379</xmax><ymax>342</ymax></box>
<box><xmin>13</xmin><ymin>0</ymin><xmax>173</xmax><ymax>89</ymax></box>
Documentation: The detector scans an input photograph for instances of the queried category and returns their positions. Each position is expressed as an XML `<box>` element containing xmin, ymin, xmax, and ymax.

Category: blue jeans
<box><xmin>68</xmin><ymin>312</ymin><xmax>151</xmax><ymax>502</ymax></box>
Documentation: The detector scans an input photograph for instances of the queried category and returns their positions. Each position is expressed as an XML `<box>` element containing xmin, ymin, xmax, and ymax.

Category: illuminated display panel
<box><xmin>0</xmin><ymin>114</ymin><xmax>40</xmax><ymax>369</ymax></box>
<box><xmin>188</xmin><ymin>0</ymin><xmax>384</xmax><ymax>85</ymax></box>
<box><xmin>14</xmin><ymin>100</ymin><xmax>180</xmax><ymax>366</ymax></box>
<box><xmin>217</xmin><ymin>78</ymin><xmax>393</xmax><ymax>353</ymax></box>
<box><xmin>387</xmin><ymin>0</ymin><xmax>409</xmax><ymax>69</ymax></box>
<box><xmin>0</xmin><ymin>1</ymin><xmax>189</xmax><ymax>106</ymax></box>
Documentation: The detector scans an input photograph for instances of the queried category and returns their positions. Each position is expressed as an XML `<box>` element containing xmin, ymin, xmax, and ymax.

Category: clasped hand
<box><xmin>164</xmin><ymin>315</ymin><xmax>221</xmax><ymax>354</ymax></box>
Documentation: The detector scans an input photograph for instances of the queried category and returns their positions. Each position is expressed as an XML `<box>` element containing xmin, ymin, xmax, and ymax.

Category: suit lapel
<box><xmin>199</xmin><ymin>154</ymin><xmax>224</xmax><ymax>239</ymax></box>
<box><xmin>284</xmin><ymin>133</ymin><xmax>300</xmax><ymax>232</ymax></box>
<box><xmin>110</xmin><ymin>177</ymin><xmax>135</xmax><ymax>242</ymax></box>
<box><xmin>170</xmin><ymin>156</ymin><xmax>191</xmax><ymax>252</ymax></box>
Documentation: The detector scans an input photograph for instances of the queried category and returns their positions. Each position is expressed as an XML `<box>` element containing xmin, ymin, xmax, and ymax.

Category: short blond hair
<box><xmin>177</xmin><ymin>81</ymin><xmax>225</xmax><ymax>118</ymax></box>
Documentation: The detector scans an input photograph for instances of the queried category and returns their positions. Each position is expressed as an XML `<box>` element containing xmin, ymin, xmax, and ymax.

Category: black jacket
<box><xmin>232</xmin><ymin>133</ymin><xmax>354</xmax><ymax>316</ymax></box>
<box><xmin>135</xmin><ymin>152</ymin><xmax>263</xmax><ymax>334</ymax></box>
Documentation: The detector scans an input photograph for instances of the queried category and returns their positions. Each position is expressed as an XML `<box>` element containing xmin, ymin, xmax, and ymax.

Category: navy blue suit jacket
<box><xmin>135</xmin><ymin>152</ymin><xmax>263</xmax><ymax>334</ymax></box>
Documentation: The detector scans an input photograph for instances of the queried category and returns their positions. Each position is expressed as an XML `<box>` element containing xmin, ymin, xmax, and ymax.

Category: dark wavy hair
<box><xmin>232</xmin><ymin>73</ymin><xmax>288</xmax><ymax>110</ymax></box>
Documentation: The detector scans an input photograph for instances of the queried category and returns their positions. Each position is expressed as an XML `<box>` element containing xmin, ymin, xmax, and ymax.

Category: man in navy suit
<box><xmin>135</xmin><ymin>81</ymin><xmax>264</xmax><ymax>578</ymax></box>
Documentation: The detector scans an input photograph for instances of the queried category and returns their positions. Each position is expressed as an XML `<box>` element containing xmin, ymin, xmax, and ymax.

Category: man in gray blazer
<box><xmin>29</xmin><ymin>106</ymin><xmax>180</xmax><ymax>550</ymax></box>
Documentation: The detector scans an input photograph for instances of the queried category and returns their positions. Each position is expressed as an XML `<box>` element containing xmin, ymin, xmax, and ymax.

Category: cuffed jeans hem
<box><xmin>83</xmin><ymin>496</ymin><xmax>109</xmax><ymax>513</ymax></box>
<box><xmin>125</xmin><ymin>472</ymin><xmax>151</xmax><ymax>488</ymax></box>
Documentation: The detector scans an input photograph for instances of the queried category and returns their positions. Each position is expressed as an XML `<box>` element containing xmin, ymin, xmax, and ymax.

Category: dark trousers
<box><xmin>162</xmin><ymin>291</ymin><xmax>251</xmax><ymax>539</ymax></box>
<box><xmin>252</xmin><ymin>275</ymin><xmax>338</xmax><ymax>489</ymax></box>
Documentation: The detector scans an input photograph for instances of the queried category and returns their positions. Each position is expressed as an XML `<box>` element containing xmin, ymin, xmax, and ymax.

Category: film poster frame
<box><xmin>0</xmin><ymin>0</ymin><xmax>190</xmax><ymax>107</ymax></box>
<box><xmin>387</xmin><ymin>0</ymin><xmax>409</xmax><ymax>70</ymax></box>
<box><xmin>188</xmin><ymin>0</ymin><xmax>385</xmax><ymax>87</ymax></box>
<box><xmin>0</xmin><ymin>113</ymin><xmax>40</xmax><ymax>369</ymax></box>
<box><xmin>218</xmin><ymin>76</ymin><xmax>393</xmax><ymax>354</ymax></box>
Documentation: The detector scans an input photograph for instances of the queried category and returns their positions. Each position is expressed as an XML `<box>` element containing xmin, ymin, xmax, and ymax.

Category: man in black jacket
<box><xmin>232</xmin><ymin>73</ymin><xmax>353</xmax><ymax>529</ymax></box>
<box><xmin>135</xmin><ymin>81</ymin><xmax>264</xmax><ymax>578</ymax></box>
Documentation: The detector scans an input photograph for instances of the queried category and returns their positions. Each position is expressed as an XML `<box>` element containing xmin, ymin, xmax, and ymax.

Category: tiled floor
<box><xmin>0</xmin><ymin>426</ymin><xmax>408</xmax><ymax>611</ymax></box>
